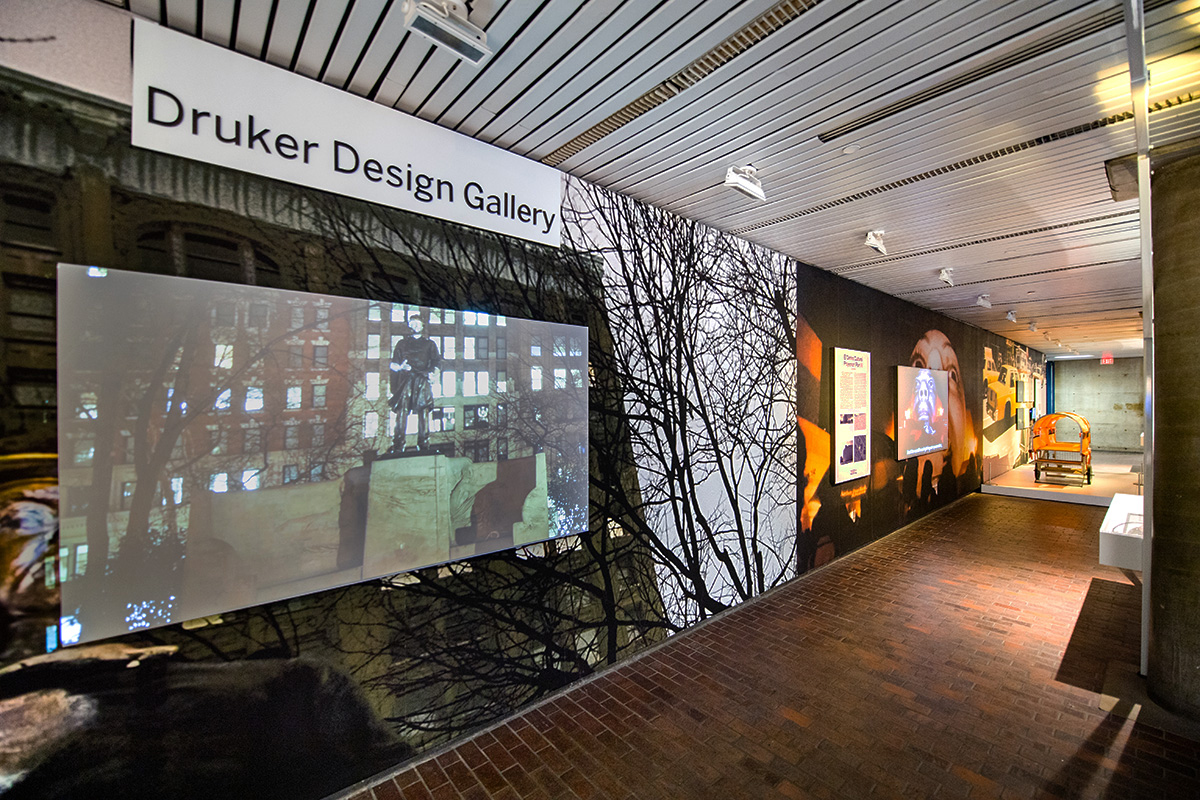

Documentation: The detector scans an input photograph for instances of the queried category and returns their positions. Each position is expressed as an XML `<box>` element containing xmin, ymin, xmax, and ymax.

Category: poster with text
<box><xmin>832</xmin><ymin>348</ymin><xmax>871</xmax><ymax>484</ymax></box>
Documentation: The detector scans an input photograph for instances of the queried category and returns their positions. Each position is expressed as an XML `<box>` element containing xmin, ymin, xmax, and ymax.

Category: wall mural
<box><xmin>792</xmin><ymin>267</ymin><xmax>985</xmax><ymax>574</ymax></box>
<box><xmin>0</xmin><ymin>81</ymin><xmax>1039</xmax><ymax>798</ymax></box>
<box><xmin>981</xmin><ymin>340</ymin><xmax>1045</xmax><ymax>481</ymax></box>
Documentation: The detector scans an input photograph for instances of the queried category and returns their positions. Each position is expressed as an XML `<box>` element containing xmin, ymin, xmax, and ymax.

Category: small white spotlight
<box><xmin>724</xmin><ymin>165</ymin><xmax>766</xmax><ymax>201</ymax></box>
<box><xmin>938</xmin><ymin>268</ymin><xmax>954</xmax><ymax>286</ymax></box>
<box><xmin>864</xmin><ymin>230</ymin><xmax>887</xmax><ymax>255</ymax></box>
<box><xmin>975</xmin><ymin>295</ymin><xmax>992</xmax><ymax>308</ymax></box>
<box><xmin>1006</xmin><ymin>310</ymin><xmax>1017</xmax><ymax>323</ymax></box>
<box><xmin>1028</xmin><ymin>322</ymin><xmax>1038</xmax><ymax>332</ymax></box>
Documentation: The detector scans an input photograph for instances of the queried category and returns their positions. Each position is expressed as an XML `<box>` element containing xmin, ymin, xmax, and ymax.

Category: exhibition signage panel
<box><xmin>56</xmin><ymin>265</ymin><xmax>588</xmax><ymax>644</ymax></box>
<box><xmin>131</xmin><ymin>20</ymin><xmax>561</xmax><ymax>246</ymax></box>
<box><xmin>832</xmin><ymin>347</ymin><xmax>871</xmax><ymax>484</ymax></box>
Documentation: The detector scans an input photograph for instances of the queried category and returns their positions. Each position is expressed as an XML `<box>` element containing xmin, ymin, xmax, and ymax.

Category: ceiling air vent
<box><xmin>542</xmin><ymin>0</ymin><xmax>820</xmax><ymax>167</ymax></box>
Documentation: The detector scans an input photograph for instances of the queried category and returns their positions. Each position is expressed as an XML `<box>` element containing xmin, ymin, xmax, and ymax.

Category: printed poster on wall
<box><xmin>832</xmin><ymin>347</ymin><xmax>871</xmax><ymax>484</ymax></box>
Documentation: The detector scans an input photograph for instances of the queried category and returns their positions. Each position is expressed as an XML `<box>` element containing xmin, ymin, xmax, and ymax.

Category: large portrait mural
<box><xmin>794</xmin><ymin>268</ymin><xmax>983</xmax><ymax>574</ymax></box>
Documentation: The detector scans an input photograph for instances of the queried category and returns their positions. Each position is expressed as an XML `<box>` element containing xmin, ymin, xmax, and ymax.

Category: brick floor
<box><xmin>343</xmin><ymin>494</ymin><xmax>1200</xmax><ymax>799</ymax></box>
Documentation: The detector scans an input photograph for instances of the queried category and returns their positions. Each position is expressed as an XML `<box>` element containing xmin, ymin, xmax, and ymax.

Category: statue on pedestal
<box><xmin>387</xmin><ymin>317</ymin><xmax>441</xmax><ymax>454</ymax></box>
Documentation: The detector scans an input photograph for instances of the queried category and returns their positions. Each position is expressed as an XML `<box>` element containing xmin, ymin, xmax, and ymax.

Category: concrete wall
<box><xmin>1053</xmin><ymin>357</ymin><xmax>1144</xmax><ymax>451</ymax></box>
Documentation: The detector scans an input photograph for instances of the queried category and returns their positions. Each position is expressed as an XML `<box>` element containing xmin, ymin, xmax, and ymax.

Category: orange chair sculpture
<box><xmin>1029</xmin><ymin>412</ymin><xmax>1092</xmax><ymax>485</ymax></box>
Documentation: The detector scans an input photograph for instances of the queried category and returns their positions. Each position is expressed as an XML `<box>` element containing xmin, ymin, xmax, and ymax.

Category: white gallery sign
<box><xmin>131</xmin><ymin>20</ymin><xmax>562</xmax><ymax>246</ymax></box>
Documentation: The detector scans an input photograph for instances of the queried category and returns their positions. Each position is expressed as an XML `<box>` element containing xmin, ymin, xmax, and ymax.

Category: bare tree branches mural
<box><xmin>560</xmin><ymin>178</ymin><xmax>798</xmax><ymax>627</ymax></box>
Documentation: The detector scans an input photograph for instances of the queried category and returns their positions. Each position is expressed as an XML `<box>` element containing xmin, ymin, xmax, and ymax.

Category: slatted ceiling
<box><xmin>565</xmin><ymin>0</ymin><xmax>1100</xmax><ymax>184</ymax></box>
<box><xmin>262</xmin><ymin>0</ymin><xmax>310</xmax><ymax>69</ymax></box>
<box><xmin>786</xmin><ymin>219</ymin><xmax>1136</xmax><ymax>288</ymax></box>
<box><xmin>391</xmin><ymin>40</ymin><xmax>479</xmax><ymax>114</ymax></box>
<box><xmin>343</xmin><ymin>1</ymin><xmax>411</xmax><ymax>97</ymax></box>
<box><xmin>859</xmin><ymin>226</ymin><xmax>1141</xmax><ymax>279</ymax></box>
<box><xmin>164</xmin><ymin>0</ymin><xmax>197</xmax><ymax>32</ymax></box>
<box><xmin>651</xmin><ymin>44</ymin><xmax>1138</xmax><ymax>214</ymax></box>
<box><xmin>467</xmin><ymin>0</ymin><xmax>696</xmax><ymax>150</ymax></box>
<box><xmin>452</xmin><ymin>1</ymin><xmax>645</xmax><ymax>140</ymax></box>
<box><xmin>961</xmin><ymin>294</ymin><xmax>1143</xmax><ymax>322</ymax></box>
<box><xmin>936</xmin><ymin>290</ymin><xmax>1141</xmax><ymax>322</ymax></box>
<box><xmin>813</xmin><ymin>2</ymin><xmax>1140</xmax><ymax>144</ymax></box>
<box><xmin>1149</xmin><ymin>101</ymin><xmax>1200</xmax><ymax>142</ymax></box>
<box><xmin>720</xmin><ymin>108</ymin><xmax>1143</xmax><ymax>242</ymax></box>
<box><xmin>373</xmin><ymin>46</ymin><xmax>420</xmax><ymax>107</ymax></box>
<box><xmin>292</xmin><ymin>0</ymin><xmax>350</xmax><ymax>79</ymax></box>
<box><xmin>511</xmin><ymin>1</ymin><xmax>789</xmax><ymax>160</ymax></box>
<box><xmin>451</xmin><ymin>0</ymin><xmax>744</xmax><ymax>139</ymax></box>
<box><xmin>555</xmin><ymin>0</ymin><xmax>888</xmax><ymax>176</ymax></box>
<box><xmin>802</xmin><ymin>0</ymin><xmax>1112</xmax><ymax>138</ymax></box>
<box><xmin>201</xmin><ymin>0</ymin><xmax>234</xmax><ymax>46</ymax></box>
<box><xmin>896</xmin><ymin>264</ymin><xmax>1140</xmax><ymax>303</ymax></box>
<box><xmin>473</xmin><ymin>2</ymin><xmax>693</xmax><ymax>149</ymax></box>
<box><xmin>316</xmin><ymin>0</ymin><xmax>386</xmax><ymax>88</ymax></box>
<box><xmin>747</xmin><ymin>143</ymin><xmax>1133</xmax><ymax>259</ymax></box>
<box><xmin>882</xmin><ymin>247</ymin><xmax>1141</xmax><ymax>296</ymax></box>
<box><xmin>452</xmin><ymin>0</ymin><xmax>627</xmax><ymax>129</ymax></box>
<box><xmin>232</xmin><ymin>0</ymin><xmax>274</xmax><ymax>57</ymax></box>
<box><xmin>485</xmin><ymin>0</ymin><xmax>781</xmax><ymax>150</ymax></box>
<box><xmin>128</xmin><ymin>0</ymin><xmax>160</xmax><ymax>18</ymax></box>
<box><xmin>586</xmin><ymin>36</ymin><xmax>1128</xmax><ymax>218</ymax></box>
<box><xmin>1143</xmin><ymin>27</ymin><xmax>1200</xmax><ymax>69</ymax></box>
<box><xmin>411</xmin><ymin>2</ymin><xmax>583</xmax><ymax>125</ymax></box>
<box><xmin>382</xmin><ymin>43</ymin><xmax>440</xmax><ymax>109</ymax></box>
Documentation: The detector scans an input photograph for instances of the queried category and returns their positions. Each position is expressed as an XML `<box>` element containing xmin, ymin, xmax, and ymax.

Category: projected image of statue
<box><xmin>388</xmin><ymin>317</ymin><xmax>442</xmax><ymax>454</ymax></box>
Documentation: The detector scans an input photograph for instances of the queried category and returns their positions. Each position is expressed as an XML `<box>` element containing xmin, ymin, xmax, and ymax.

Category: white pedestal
<box><xmin>1099</xmin><ymin>492</ymin><xmax>1143</xmax><ymax>571</ymax></box>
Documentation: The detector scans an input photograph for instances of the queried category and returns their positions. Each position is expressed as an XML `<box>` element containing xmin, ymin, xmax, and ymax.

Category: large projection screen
<box><xmin>896</xmin><ymin>365</ymin><xmax>949</xmax><ymax>459</ymax></box>
<box><xmin>56</xmin><ymin>265</ymin><xmax>588</xmax><ymax>644</ymax></box>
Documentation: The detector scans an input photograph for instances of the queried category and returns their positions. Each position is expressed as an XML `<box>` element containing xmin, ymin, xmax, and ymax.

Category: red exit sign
<box><xmin>1101</xmin><ymin>354</ymin><xmax>1114</xmax><ymax>365</ymax></box>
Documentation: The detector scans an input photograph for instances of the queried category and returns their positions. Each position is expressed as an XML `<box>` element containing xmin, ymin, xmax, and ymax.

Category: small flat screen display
<box><xmin>897</xmin><ymin>365</ymin><xmax>949</xmax><ymax>459</ymax></box>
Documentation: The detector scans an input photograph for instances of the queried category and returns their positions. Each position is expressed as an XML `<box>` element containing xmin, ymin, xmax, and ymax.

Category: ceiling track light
<box><xmin>402</xmin><ymin>1</ymin><xmax>493</xmax><ymax>66</ymax></box>
<box><xmin>724</xmin><ymin>164</ymin><xmax>765</xmax><ymax>201</ymax></box>
<box><xmin>1006</xmin><ymin>310</ymin><xmax>1017</xmax><ymax>323</ymax></box>
<box><xmin>975</xmin><ymin>294</ymin><xmax>992</xmax><ymax>308</ymax></box>
<box><xmin>1028</xmin><ymin>322</ymin><xmax>1037</xmax><ymax>332</ymax></box>
<box><xmin>938</xmin><ymin>268</ymin><xmax>954</xmax><ymax>286</ymax></box>
<box><xmin>864</xmin><ymin>230</ymin><xmax>887</xmax><ymax>255</ymax></box>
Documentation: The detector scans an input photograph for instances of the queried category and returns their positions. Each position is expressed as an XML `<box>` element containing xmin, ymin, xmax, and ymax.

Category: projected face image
<box><xmin>910</xmin><ymin>329</ymin><xmax>976</xmax><ymax>475</ymax></box>
<box><xmin>913</xmin><ymin>369</ymin><xmax>937</xmax><ymax>434</ymax></box>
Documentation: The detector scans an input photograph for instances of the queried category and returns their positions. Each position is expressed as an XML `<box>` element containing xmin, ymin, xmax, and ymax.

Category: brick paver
<box><xmin>345</xmin><ymin>494</ymin><xmax>1200</xmax><ymax>799</ymax></box>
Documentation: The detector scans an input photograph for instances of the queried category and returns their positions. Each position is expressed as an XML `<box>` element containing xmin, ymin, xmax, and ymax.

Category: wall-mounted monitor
<box><xmin>897</xmin><ymin>365</ymin><xmax>949</xmax><ymax>459</ymax></box>
<box><xmin>56</xmin><ymin>264</ymin><xmax>589</xmax><ymax>644</ymax></box>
